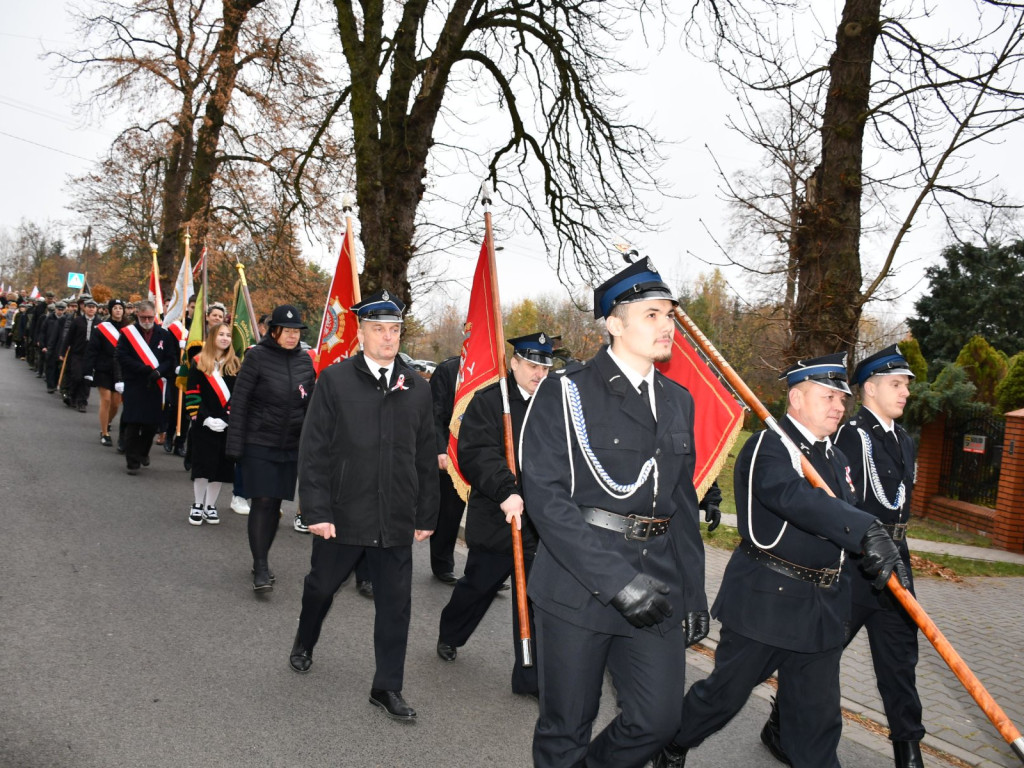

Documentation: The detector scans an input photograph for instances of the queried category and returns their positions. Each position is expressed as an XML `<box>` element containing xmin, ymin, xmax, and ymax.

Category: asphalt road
<box><xmin>0</xmin><ymin>354</ymin><xmax>903</xmax><ymax>767</ymax></box>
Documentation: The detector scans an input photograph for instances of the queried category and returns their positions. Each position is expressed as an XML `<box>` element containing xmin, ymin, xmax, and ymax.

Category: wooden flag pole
<box><xmin>175</xmin><ymin>230</ymin><xmax>192</xmax><ymax>439</ymax></box>
<box><xmin>481</xmin><ymin>181</ymin><xmax>533</xmax><ymax>667</ymax></box>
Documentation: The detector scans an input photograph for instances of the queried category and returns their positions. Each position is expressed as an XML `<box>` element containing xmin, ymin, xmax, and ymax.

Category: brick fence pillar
<box><xmin>912</xmin><ymin>413</ymin><xmax>946</xmax><ymax>519</ymax></box>
<box><xmin>992</xmin><ymin>409</ymin><xmax>1024</xmax><ymax>553</ymax></box>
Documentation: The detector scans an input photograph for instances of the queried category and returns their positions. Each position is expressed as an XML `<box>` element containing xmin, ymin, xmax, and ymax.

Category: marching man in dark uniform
<box><xmin>115</xmin><ymin>300</ymin><xmax>178</xmax><ymax>474</ymax></box>
<box><xmin>654</xmin><ymin>353</ymin><xmax>910</xmax><ymax>768</ymax></box>
<box><xmin>289</xmin><ymin>289</ymin><xmax>438</xmax><ymax>722</ymax></box>
<box><xmin>428</xmin><ymin>353</ymin><xmax>465</xmax><ymax>584</ymax></box>
<box><xmin>435</xmin><ymin>332</ymin><xmax>555</xmax><ymax>697</ymax></box>
<box><xmin>761</xmin><ymin>344</ymin><xmax>925</xmax><ymax>768</ymax></box>
<box><xmin>520</xmin><ymin>259</ymin><xmax>710</xmax><ymax>768</ymax></box>
<box><xmin>60</xmin><ymin>295</ymin><xmax>99</xmax><ymax>412</ymax></box>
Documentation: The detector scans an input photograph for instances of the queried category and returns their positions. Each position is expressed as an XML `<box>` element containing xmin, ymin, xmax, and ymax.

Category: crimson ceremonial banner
<box><xmin>656</xmin><ymin>323</ymin><xmax>745</xmax><ymax>498</ymax></box>
<box><xmin>446</xmin><ymin>241</ymin><xmax>502</xmax><ymax>501</ymax></box>
<box><xmin>316</xmin><ymin>217</ymin><xmax>360</xmax><ymax>372</ymax></box>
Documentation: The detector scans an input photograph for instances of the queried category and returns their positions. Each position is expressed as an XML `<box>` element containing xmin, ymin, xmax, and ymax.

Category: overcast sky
<box><xmin>2</xmin><ymin>2</ymin><xmax>1020</xmax><ymax>327</ymax></box>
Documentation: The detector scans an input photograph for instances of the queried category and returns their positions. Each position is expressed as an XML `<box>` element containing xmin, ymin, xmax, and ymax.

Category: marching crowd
<box><xmin>2</xmin><ymin>262</ymin><xmax>926</xmax><ymax>768</ymax></box>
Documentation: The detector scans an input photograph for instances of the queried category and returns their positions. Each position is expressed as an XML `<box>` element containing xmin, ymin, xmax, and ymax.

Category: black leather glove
<box><xmin>147</xmin><ymin>369</ymin><xmax>162</xmax><ymax>386</ymax></box>
<box><xmin>610</xmin><ymin>574</ymin><xmax>673</xmax><ymax>628</ymax></box>
<box><xmin>703</xmin><ymin>503</ymin><xmax>721</xmax><ymax>532</ymax></box>
<box><xmin>684</xmin><ymin>610</ymin><xmax>710</xmax><ymax>647</ymax></box>
<box><xmin>860</xmin><ymin>521</ymin><xmax>910</xmax><ymax>590</ymax></box>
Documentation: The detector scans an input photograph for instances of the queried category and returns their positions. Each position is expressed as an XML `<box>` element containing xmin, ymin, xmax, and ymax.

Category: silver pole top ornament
<box><xmin>480</xmin><ymin>180</ymin><xmax>493</xmax><ymax>207</ymax></box>
<box><xmin>342</xmin><ymin>193</ymin><xmax>355</xmax><ymax>212</ymax></box>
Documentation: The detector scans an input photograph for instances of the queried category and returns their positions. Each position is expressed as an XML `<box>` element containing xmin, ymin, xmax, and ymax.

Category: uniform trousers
<box><xmin>438</xmin><ymin>549</ymin><xmax>537</xmax><ymax>695</ymax></box>
<box><xmin>298</xmin><ymin>540</ymin><xmax>413</xmax><ymax>691</ymax></box>
<box><xmin>673</xmin><ymin>624</ymin><xmax>843</xmax><ymax>768</ymax></box>
<box><xmin>123</xmin><ymin>422</ymin><xmax>158</xmax><ymax>470</ymax></box>
<box><xmin>533</xmin><ymin>606</ymin><xmax>686</xmax><ymax>768</ymax></box>
<box><xmin>45</xmin><ymin>351</ymin><xmax>61</xmax><ymax>390</ymax></box>
<box><xmin>848</xmin><ymin>599</ymin><xmax>924</xmax><ymax>741</ymax></box>
<box><xmin>429</xmin><ymin>469</ymin><xmax>465</xmax><ymax>576</ymax></box>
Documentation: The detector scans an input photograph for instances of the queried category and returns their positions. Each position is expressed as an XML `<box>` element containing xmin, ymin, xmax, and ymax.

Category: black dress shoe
<box><xmin>652</xmin><ymin>744</ymin><xmax>688</xmax><ymax>768</ymax></box>
<box><xmin>289</xmin><ymin>632</ymin><xmax>312</xmax><ymax>673</ymax></box>
<box><xmin>163</xmin><ymin>439</ymin><xmax>174</xmax><ymax>453</ymax></box>
<box><xmin>369</xmin><ymin>689</ymin><xmax>416</xmax><ymax>721</ymax></box>
<box><xmin>253</xmin><ymin>561</ymin><xmax>273</xmax><ymax>592</ymax></box>
<box><xmin>140</xmin><ymin>456</ymin><xmax>150</xmax><ymax>467</ymax></box>
<box><xmin>250</xmin><ymin>566</ymin><xmax>276</xmax><ymax>584</ymax></box>
<box><xmin>497</xmin><ymin>581</ymin><xmax>511</xmax><ymax>592</ymax></box>
<box><xmin>436</xmin><ymin>640</ymin><xmax>457</xmax><ymax>662</ymax></box>
<box><xmin>357</xmin><ymin>580</ymin><xmax>374</xmax><ymax>599</ymax></box>
<box><xmin>760</xmin><ymin>697</ymin><xmax>791</xmax><ymax>765</ymax></box>
<box><xmin>433</xmin><ymin>571</ymin><xmax>458</xmax><ymax>585</ymax></box>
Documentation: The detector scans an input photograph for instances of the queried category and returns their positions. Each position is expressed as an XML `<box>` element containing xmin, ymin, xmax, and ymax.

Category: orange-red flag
<box><xmin>656</xmin><ymin>324</ymin><xmax>745</xmax><ymax>497</ymax></box>
<box><xmin>446</xmin><ymin>241</ymin><xmax>502</xmax><ymax>500</ymax></box>
<box><xmin>316</xmin><ymin>215</ymin><xmax>361</xmax><ymax>372</ymax></box>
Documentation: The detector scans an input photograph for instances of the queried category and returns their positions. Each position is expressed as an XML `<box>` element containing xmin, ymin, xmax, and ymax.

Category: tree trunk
<box><xmin>157</xmin><ymin>127</ymin><xmax>194</xmax><ymax>290</ymax></box>
<box><xmin>787</xmin><ymin>0</ymin><xmax>880</xmax><ymax>362</ymax></box>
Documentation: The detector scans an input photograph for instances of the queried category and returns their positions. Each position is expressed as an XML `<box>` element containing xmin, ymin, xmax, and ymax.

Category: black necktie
<box><xmin>378</xmin><ymin>367</ymin><xmax>389</xmax><ymax>392</ymax></box>
<box><xmin>638</xmin><ymin>380</ymin><xmax>654</xmax><ymax>420</ymax></box>
<box><xmin>813</xmin><ymin>441</ymin><xmax>830</xmax><ymax>459</ymax></box>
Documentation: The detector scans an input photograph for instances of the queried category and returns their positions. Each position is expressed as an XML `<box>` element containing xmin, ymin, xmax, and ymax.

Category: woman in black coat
<box><xmin>85</xmin><ymin>298</ymin><xmax>127</xmax><ymax>446</ymax></box>
<box><xmin>225</xmin><ymin>305</ymin><xmax>316</xmax><ymax>592</ymax></box>
<box><xmin>184</xmin><ymin>323</ymin><xmax>240</xmax><ymax>526</ymax></box>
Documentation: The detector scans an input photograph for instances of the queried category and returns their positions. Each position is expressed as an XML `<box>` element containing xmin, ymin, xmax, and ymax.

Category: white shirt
<box><xmin>363</xmin><ymin>353</ymin><xmax>395</xmax><ymax>388</ymax></box>
<box><xmin>786</xmin><ymin>413</ymin><xmax>833</xmax><ymax>455</ymax></box>
<box><xmin>607</xmin><ymin>345</ymin><xmax>657</xmax><ymax>420</ymax></box>
<box><xmin>863</xmin><ymin>405</ymin><xmax>897</xmax><ymax>437</ymax></box>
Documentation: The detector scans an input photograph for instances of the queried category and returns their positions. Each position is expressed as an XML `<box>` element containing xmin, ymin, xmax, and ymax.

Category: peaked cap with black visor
<box><xmin>852</xmin><ymin>344</ymin><xmax>916</xmax><ymax>387</ymax></box>
<box><xmin>779</xmin><ymin>352</ymin><xmax>852</xmax><ymax>395</ymax></box>
<box><xmin>351</xmin><ymin>288</ymin><xmax>405</xmax><ymax>323</ymax></box>
<box><xmin>507</xmin><ymin>332</ymin><xmax>558</xmax><ymax>367</ymax></box>
<box><xmin>592</xmin><ymin>257</ymin><xmax>679</xmax><ymax>319</ymax></box>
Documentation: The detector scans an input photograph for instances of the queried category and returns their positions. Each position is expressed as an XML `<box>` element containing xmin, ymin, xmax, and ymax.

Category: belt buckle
<box><xmin>892</xmin><ymin>524</ymin><xmax>907</xmax><ymax>542</ymax></box>
<box><xmin>626</xmin><ymin>515</ymin><xmax>651</xmax><ymax>542</ymax></box>
<box><xmin>818</xmin><ymin>570</ymin><xmax>838</xmax><ymax>588</ymax></box>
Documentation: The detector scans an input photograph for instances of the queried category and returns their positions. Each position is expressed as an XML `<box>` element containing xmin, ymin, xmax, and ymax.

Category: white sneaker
<box><xmin>189</xmin><ymin>503</ymin><xmax>205</xmax><ymax>526</ymax></box>
<box><xmin>204</xmin><ymin>505</ymin><xmax>221</xmax><ymax>525</ymax></box>
<box><xmin>230</xmin><ymin>496</ymin><xmax>250</xmax><ymax>515</ymax></box>
<box><xmin>293</xmin><ymin>514</ymin><xmax>310</xmax><ymax>534</ymax></box>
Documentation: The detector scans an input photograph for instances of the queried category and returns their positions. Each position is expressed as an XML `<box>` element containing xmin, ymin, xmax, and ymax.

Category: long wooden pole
<box><xmin>671</xmin><ymin>305</ymin><xmax>1024</xmax><ymax>763</ymax></box>
<box><xmin>175</xmin><ymin>231</ymin><xmax>192</xmax><ymax>439</ymax></box>
<box><xmin>481</xmin><ymin>182</ymin><xmax>532</xmax><ymax>667</ymax></box>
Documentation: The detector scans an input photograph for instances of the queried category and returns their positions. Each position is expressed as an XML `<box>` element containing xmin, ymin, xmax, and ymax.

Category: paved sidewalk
<box><xmin>716</xmin><ymin>513</ymin><xmax>1024</xmax><ymax>767</ymax></box>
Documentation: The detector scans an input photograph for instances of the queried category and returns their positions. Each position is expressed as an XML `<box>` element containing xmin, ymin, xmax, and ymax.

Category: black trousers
<box><xmin>439</xmin><ymin>549</ymin><xmax>537</xmax><ymax>695</ymax></box>
<box><xmin>429</xmin><ymin>469</ymin><xmax>465</xmax><ymax>576</ymax></box>
<box><xmin>848</xmin><ymin>599</ymin><xmax>924</xmax><ymax>741</ymax></box>
<box><xmin>673</xmin><ymin>625</ymin><xmax>843</xmax><ymax>768</ymax></box>
<box><xmin>532</xmin><ymin>606</ymin><xmax>686</xmax><ymax>768</ymax></box>
<box><xmin>123</xmin><ymin>422</ymin><xmax>158</xmax><ymax>470</ymax></box>
<box><xmin>298</xmin><ymin>540</ymin><xmax>412</xmax><ymax>691</ymax></box>
<box><xmin>45</xmin><ymin>351</ymin><xmax>61</xmax><ymax>389</ymax></box>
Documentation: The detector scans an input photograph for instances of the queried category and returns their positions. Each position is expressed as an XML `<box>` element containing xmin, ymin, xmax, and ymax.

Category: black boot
<box><xmin>253</xmin><ymin>560</ymin><xmax>273</xmax><ymax>592</ymax></box>
<box><xmin>893</xmin><ymin>741</ymin><xmax>924</xmax><ymax>768</ymax></box>
<box><xmin>652</xmin><ymin>744</ymin><xmax>687</xmax><ymax>767</ymax></box>
<box><xmin>760</xmin><ymin>697</ymin><xmax>791</xmax><ymax>765</ymax></box>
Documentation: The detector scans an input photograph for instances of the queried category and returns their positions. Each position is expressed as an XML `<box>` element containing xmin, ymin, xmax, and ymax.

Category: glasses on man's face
<box><xmin>137</xmin><ymin>314</ymin><xmax>155</xmax><ymax>320</ymax></box>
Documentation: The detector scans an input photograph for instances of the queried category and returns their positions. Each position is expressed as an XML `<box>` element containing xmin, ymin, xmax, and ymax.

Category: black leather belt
<box><xmin>580</xmin><ymin>506</ymin><xmax>670</xmax><ymax>541</ymax></box>
<box><xmin>882</xmin><ymin>522</ymin><xmax>908</xmax><ymax>541</ymax></box>
<box><xmin>739</xmin><ymin>540</ymin><xmax>840</xmax><ymax>588</ymax></box>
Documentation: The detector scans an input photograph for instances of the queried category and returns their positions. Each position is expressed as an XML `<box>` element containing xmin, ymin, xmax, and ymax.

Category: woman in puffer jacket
<box><xmin>225</xmin><ymin>305</ymin><xmax>316</xmax><ymax>592</ymax></box>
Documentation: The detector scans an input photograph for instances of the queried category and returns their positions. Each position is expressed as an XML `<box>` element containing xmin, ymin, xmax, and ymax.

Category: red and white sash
<box><xmin>167</xmin><ymin>321</ymin><xmax>186</xmax><ymax>343</ymax></box>
<box><xmin>97</xmin><ymin>321</ymin><xmax>120</xmax><ymax>347</ymax></box>
<box><xmin>123</xmin><ymin>324</ymin><xmax>165</xmax><ymax>396</ymax></box>
<box><xmin>206</xmin><ymin>368</ymin><xmax>231</xmax><ymax>408</ymax></box>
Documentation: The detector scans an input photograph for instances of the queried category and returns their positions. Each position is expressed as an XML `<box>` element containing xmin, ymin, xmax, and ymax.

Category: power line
<box><xmin>0</xmin><ymin>129</ymin><xmax>94</xmax><ymax>163</ymax></box>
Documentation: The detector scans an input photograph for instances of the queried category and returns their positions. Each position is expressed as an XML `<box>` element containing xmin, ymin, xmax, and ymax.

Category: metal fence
<box><xmin>939</xmin><ymin>405</ymin><xmax>1005</xmax><ymax>508</ymax></box>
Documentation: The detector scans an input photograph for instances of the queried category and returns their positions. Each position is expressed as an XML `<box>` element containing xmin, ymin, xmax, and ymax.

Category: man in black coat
<box><xmin>289</xmin><ymin>289</ymin><xmax>439</xmax><ymax>722</ymax></box>
<box><xmin>761</xmin><ymin>344</ymin><xmax>925</xmax><ymax>768</ymax></box>
<box><xmin>42</xmin><ymin>301</ymin><xmax>68</xmax><ymax>392</ymax></box>
<box><xmin>115</xmin><ymin>300</ymin><xmax>178</xmax><ymax>474</ymax></box>
<box><xmin>654</xmin><ymin>353</ymin><xmax>909</xmax><ymax>768</ymax></box>
<box><xmin>520</xmin><ymin>259</ymin><xmax>710</xmax><ymax>768</ymax></box>
<box><xmin>435</xmin><ymin>332</ymin><xmax>555</xmax><ymax>697</ymax></box>
<box><xmin>60</xmin><ymin>296</ymin><xmax>99</xmax><ymax>412</ymax></box>
<box><xmin>428</xmin><ymin>354</ymin><xmax>465</xmax><ymax>583</ymax></box>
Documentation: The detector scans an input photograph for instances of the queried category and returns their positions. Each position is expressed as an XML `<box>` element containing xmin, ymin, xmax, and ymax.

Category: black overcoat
<box><xmin>115</xmin><ymin>323</ymin><xmax>178</xmax><ymax>424</ymax></box>
<box><xmin>713</xmin><ymin>416</ymin><xmax>877</xmax><ymax>653</ymax></box>
<box><xmin>457</xmin><ymin>376</ymin><xmax>538</xmax><ymax>555</ymax></box>
<box><xmin>520</xmin><ymin>346</ymin><xmax>708</xmax><ymax>637</ymax></box>
<box><xmin>835</xmin><ymin>407</ymin><xmax>917</xmax><ymax>607</ymax></box>
<box><xmin>297</xmin><ymin>353</ymin><xmax>439</xmax><ymax>547</ymax></box>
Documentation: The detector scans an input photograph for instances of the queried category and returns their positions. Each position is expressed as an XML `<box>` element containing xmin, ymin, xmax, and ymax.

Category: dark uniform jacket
<box><xmin>84</xmin><ymin>320</ymin><xmax>124</xmax><ymax>379</ymax></box>
<box><xmin>297</xmin><ymin>352</ymin><xmax>439</xmax><ymax>548</ymax></box>
<box><xmin>834</xmin><ymin>407</ymin><xmax>917</xmax><ymax>607</ymax></box>
<box><xmin>42</xmin><ymin>313</ymin><xmax>64</xmax><ymax>352</ymax></box>
<box><xmin>714</xmin><ymin>416</ymin><xmax>877</xmax><ymax>653</ymax></box>
<box><xmin>61</xmin><ymin>314</ymin><xmax>95</xmax><ymax>360</ymax></box>
<box><xmin>431</xmin><ymin>355</ymin><xmax>460</xmax><ymax>453</ymax></box>
<box><xmin>225</xmin><ymin>336</ymin><xmax>316</xmax><ymax>457</ymax></box>
<box><xmin>115</xmin><ymin>322</ymin><xmax>179</xmax><ymax>423</ymax></box>
<box><xmin>458</xmin><ymin>376</ymin><xmax>538</xmax><ymax>555</ymax></box>
<box><xmin>521</xmin><ymin>346</ymin><xmax>708</xmax><ymax>637</ymax></box>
